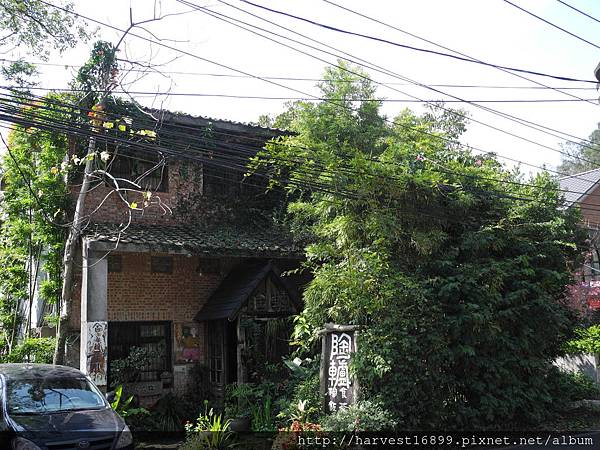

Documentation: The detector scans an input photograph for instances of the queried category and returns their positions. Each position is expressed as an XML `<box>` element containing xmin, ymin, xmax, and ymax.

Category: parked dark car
<box><xmin>0</xmin><ymin>363</ymin><xmax>133</xmax><ymax>450</ymax></box>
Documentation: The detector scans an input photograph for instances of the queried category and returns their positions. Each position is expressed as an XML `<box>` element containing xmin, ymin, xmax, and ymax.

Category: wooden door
<box><xmin>206</xmin><ymin>320</ymin><xmax>226</xmax><ymax>402</ymax></box>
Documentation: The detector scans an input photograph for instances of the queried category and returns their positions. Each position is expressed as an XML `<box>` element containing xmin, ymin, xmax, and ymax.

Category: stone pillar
<box><xmin>80</xmin><ymin>239</ymin><xmax>109</xmax><ymax>389</ymax></box>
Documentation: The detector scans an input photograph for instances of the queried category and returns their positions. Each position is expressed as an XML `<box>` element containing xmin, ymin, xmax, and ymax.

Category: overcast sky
<box><xmin>12</xmin><ymin>0</ymin><xmax>600</xmax><ymax>174</ymax></box>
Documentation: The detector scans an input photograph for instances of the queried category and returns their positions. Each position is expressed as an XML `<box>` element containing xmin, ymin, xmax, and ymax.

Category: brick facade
<box><xmin>76</xmin><ymin>160</ymin><xmax>202</xmax><ymax>226</ymax></box>
<box><xmin>71</xmin><ymin>116</ymin><xmax>297</xmax><ymax>398</ymax></box>
<box><xmin>106</xmin><ymin>253</ymin><xmax>231</xmax><ymax>324</ymax></box>
<box><xmin>73</xmin><ymin>250</ymin><xmax>238</xmax><ymax>390</ymax></box>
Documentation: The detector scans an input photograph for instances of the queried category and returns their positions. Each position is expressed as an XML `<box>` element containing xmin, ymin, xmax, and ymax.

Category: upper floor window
<box><xmin>108</xmin><ymin>150</ymin><xmax>168</xmax><ymax>192</ymax></box>
<box><xmin>203</xmin><ymin>163</ymin><xmax>264</xmax><ymax>197</ymax></box>
<box><xmin>203</xmin><ymin>164</ymin><xmax>243</xmax><ymax>197</ymax></box>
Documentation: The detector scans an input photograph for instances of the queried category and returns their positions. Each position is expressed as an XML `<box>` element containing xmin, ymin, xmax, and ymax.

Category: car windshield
<box><xmin>6</xmin><ymin>377</ymin><xmax>106</xmax><ymax>414</ymax></box>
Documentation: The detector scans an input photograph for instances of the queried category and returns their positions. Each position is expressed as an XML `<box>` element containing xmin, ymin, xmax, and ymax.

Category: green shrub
<box><xmin>224</xmin><ymin>382</ymin><xmax>254</xmax><ymax>419</ymax></box>
<box><xmin>258</xmin><ymin>62</ymin><xmax>586</xmax><ymax>431</ymax></box>
<box><xmin>109</xmin><ymin>346</ymin><xmax>154</xmax><ymax>388</ymax></box>
<box><xmin>150</xmin><ymin>392</ymin><xmax>193</xmax><ymax>432</ymax></box>
<box><xmin>110</xmin><ymin>385</ymin><xmax>149</xmax><ymax>421</ymax></box>
<box><xmin>550</xmin><ymin>370</ymin><xmax>600</xmax><ymax>401</ymax></box>
<box><xmin>182</xmin><ymin>400</ymin><xmax>232</xmax><ymax>450</ymax></box>
<box><xmin>250</xmin><ymin>394</ymin><xmax>275</xmax><ymax>431</ymax></box>
<box><xmin>565</xmin><ymin>325</ymin><xmax>600</xmax><ymax>354</ymax></box>
<box><xmin>320</xmin><ymin>400</ymin><xmax>396</xmax><ymax>432</ymax></box>
<box><xmin>276</xmin><ymin>358</ymin><xmax>321</xmax><ymax>425</ymax></box>
<box><xmin>3</xmin><ymin>337</ymin><xmax>55</xmax><ymax>363</ymax></box>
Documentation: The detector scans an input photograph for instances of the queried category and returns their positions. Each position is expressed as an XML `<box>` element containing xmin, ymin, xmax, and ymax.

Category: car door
<box><xmin>0</xmin><ymin>376</ymin><xmax>14</xmax><ymax>448</ymax></box>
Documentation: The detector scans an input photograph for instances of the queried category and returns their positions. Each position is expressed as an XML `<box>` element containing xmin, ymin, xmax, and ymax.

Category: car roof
<box><xmin>0</xmin><ymin>364</ymin><xmax>85</xmax><ymax>381</ymax></box>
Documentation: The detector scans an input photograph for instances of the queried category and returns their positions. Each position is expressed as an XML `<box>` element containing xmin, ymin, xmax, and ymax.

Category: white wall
<box><xmin>554</xmin><ymin>353</ymin><xmax>600</xmax><ymax>382</ymax></box>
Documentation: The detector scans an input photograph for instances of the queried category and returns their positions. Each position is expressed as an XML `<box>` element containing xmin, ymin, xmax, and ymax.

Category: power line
<box><xmin>1</xmin><ymin>72</ymin><xmax>595</xmax><ymax>199</ymax></box>
<box><xmin>4</xmin><ymin>90</ymin><xmax>600</xmax><ymax>208</ymax></box>
<box><xmin>3</xmin><ymin>102</ymin><xmax>599</xmax><ymax>235</ymax></box>
<box><xmin>9</xmin><ymin>92</ymin><xmax>600</xmax><ymax>234</ymax></box>
<box><xmin>188</xmin><ymin>0</ymin><xmax>599</xmax><ymax>159</ymax></box>
<box><xmin>5</xmin><ymin>77</ymin><xmax>597</xmax><ymax>204</ymax></box>
<box><xmin>0</xmin><ymin>108</ymin><xmax>560</xmax><ymax>210</ymax></box>
<box><xmin>503</xmin><ymin>0</ymin><xmax>600</xmax><ymax>50</ymax></box>
<box><xmin>0</xmin><ymin>93</ymin><xmax>360</xmax><ymax>198</ymax></box>
<box><xmin>235</xmin><ymin>0</ymin><xmax>598</xmax><ymax>83</ymax></box>
<box><xmin>42</xmin><ymin>0</ymin><xmax>598</xmax><ymax>157</ymax></box>
<box><xmin>556</xmin><ymin>0</ymin><xmax>600</xmax><ymax>25</ymax></box>
<box><xmin>29</xmin><ymin>2</ymin><xmax>600</xmax><ymax>181</ymax></box>
<box><xmin>209</xmin><ymin>0</ymin><xmax>599</xmax><ymax>149</ymax></box>
<box><xmin>319</xmin><ymin>0</ymin><xmax>598</xmax><ymax>106</ymax></box>
<box><xmin>3</xmin><ymin>57</ymin><xmax>597</xmax><ymax>90</ymax></box>
<box><xmin>10</xmin><ymin>85</ymin><xmax>598</xmax><ymax>103</ymax></box>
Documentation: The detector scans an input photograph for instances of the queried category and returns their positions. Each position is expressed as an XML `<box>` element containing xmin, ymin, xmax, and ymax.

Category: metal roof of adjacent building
<box><xmin>84</xmin><ymin>222</ymin><xmax>301</xmax><ymax>258</ymax></box>
<box><xmin>559</xmin><ymin>167</ymin><xmax>600</xmax><ymax>207</ymax></box>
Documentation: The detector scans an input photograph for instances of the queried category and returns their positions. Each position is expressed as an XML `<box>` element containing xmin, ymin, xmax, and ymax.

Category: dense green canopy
<box><xmin>254</xmin><ymin>61</ymin><xmax>587</xmax><ymax>429</ymax></box>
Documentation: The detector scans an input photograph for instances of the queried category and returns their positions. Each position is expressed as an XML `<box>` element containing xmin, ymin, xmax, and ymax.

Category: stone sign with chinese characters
<box><xmin>319</xmin><ymin>324</ymin><xmax>359</xmax><ymax>413</ymax></box>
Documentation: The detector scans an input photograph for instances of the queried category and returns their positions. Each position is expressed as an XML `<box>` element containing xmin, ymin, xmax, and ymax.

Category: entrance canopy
<box><xmin>195</xmin><ymin>260</ymin><xmax>300</xmax><ymax>322</ymax></box>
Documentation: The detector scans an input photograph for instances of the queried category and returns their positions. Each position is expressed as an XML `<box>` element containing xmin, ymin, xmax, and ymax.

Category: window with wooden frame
<box><xmin>108</xmin><ymin>150</ymin><xmax>168</xmax><ymax>192</ymax></box>
<box><xmin>202</xmin><ymin>163</ymin><xmax>265</xmax><ymax>197</ymax></box>
<box><xmin>207</xmin><ymin>322</ymin><xmax>224</xmax><ymax>385</ymax></box>
<box><xmin>107</xmin><ymin>321</ymin><xmax>172</xmax><ymax>384</ymax></box>
<box><xmin>151</xmin><ymin>256</ymin><xmax>173</xmax><ymax>274</ymax></box>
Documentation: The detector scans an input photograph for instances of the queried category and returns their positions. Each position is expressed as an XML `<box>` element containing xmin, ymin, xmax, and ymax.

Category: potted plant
<box><xmin>224</xmin><ymin>383</ymin><xmax>253</xmax><ymax>432</ymax></box>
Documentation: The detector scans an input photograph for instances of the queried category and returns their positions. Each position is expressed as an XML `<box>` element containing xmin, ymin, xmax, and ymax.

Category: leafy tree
<box><xmin>557</xmin><ymin>123</ymin><xmax>600</xmax><ymax>175</ymax></box>
<box><xmin>0</xmin><ymin>92</ymin><xmax>71</xmax><ymax>358</ymax></box>
<box><xmin>254</xmin><ymin>62</ymin><xmax>587</xmax><ymax>429</ymax></box>
<box><xmin>0</xmin><ymin>0</ymin><xmax>89</xmax><ymax>84</ymax></box>
<box><xmin>0</xmin><ymin>0</ymin><xmax>87</xmax><ymax>360</ymax></box>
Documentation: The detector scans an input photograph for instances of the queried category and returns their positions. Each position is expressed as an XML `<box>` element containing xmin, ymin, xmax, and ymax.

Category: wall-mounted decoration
<box><xmin>174</xmin><ymin>322</ymin><xmax>201</xmax><ymax>363</ymax></box>
<box><xmin>87</xmin><ymin>321</ymin><xmax>108</xmax><ymax>386</ymax></box>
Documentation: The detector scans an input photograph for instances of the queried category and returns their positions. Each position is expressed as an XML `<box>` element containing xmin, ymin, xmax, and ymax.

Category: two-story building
<box><xmin>555</xmin><ymin>168</ymin><xmax>600</xmax><ymax>382</ymax></box>
<box><xmin>38</xmin><ymin>111</ymin><xmax>304</xmax><ymax>404</ymax></box>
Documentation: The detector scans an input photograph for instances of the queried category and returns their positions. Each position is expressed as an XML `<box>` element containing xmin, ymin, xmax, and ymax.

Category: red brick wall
<box><xmin>74</xmin><ymin>160</ymin><xmax>202</xmax><ymax>225</ymax></box>
<box><xmin>105</xmin><ymin>253</ymin><xmax>237</xmax><ymax>366</ymax></box>
<box><xmin>71</xmin><ymin>251</ymin><xmax>239</xmax><ymax>392</ymax></box>
<box><xmin>107</xmin><ymin>253</ymin><xmax>230</xmax><ymax>323</ymax></box>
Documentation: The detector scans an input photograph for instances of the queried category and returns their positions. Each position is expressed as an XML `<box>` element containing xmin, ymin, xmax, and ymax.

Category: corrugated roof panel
<box><xmin>559</xmin><ymin>168</ymin><xmax>600</xmax><ymax>206</ymax></box>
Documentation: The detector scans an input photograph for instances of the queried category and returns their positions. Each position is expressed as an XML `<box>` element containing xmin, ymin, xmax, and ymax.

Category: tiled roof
<box><xmin>559</xmin><ymin>168</ymin><xmax>600</xmax><ymax>206</ymax></box>
<box><xmin>195</xmin><ymin>260</ymin><xmax>301</xmax><ymax>321</ymax></box>
<box><xmin>84</xmin><ymin>222</ymin><xmax>301</xmax><ymax>258</ymax></box>
<box><xmin>149</xmin><ymin>109</ymin><xmax>288</xmax><ymax>136</ymax></box>
<box><xmin>195</xmin><ymin>261</ymin><xmax>273</xmax><ymax>321</ymax></box>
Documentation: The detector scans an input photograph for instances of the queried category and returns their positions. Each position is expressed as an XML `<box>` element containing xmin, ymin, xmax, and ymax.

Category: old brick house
<box><xmin>56</xmin><ymin>111</ymin><xmax>303</xmax><ymax>403</ymax></box>
<box><xmin>555</xmin><ymin>168</ymin><xmax>600</xmax><ymax>381</ymax></box>
<box><xmin>560</xmin><ymin>168</ymin><xmax>600</xmax><ymax>279</ymax></box>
